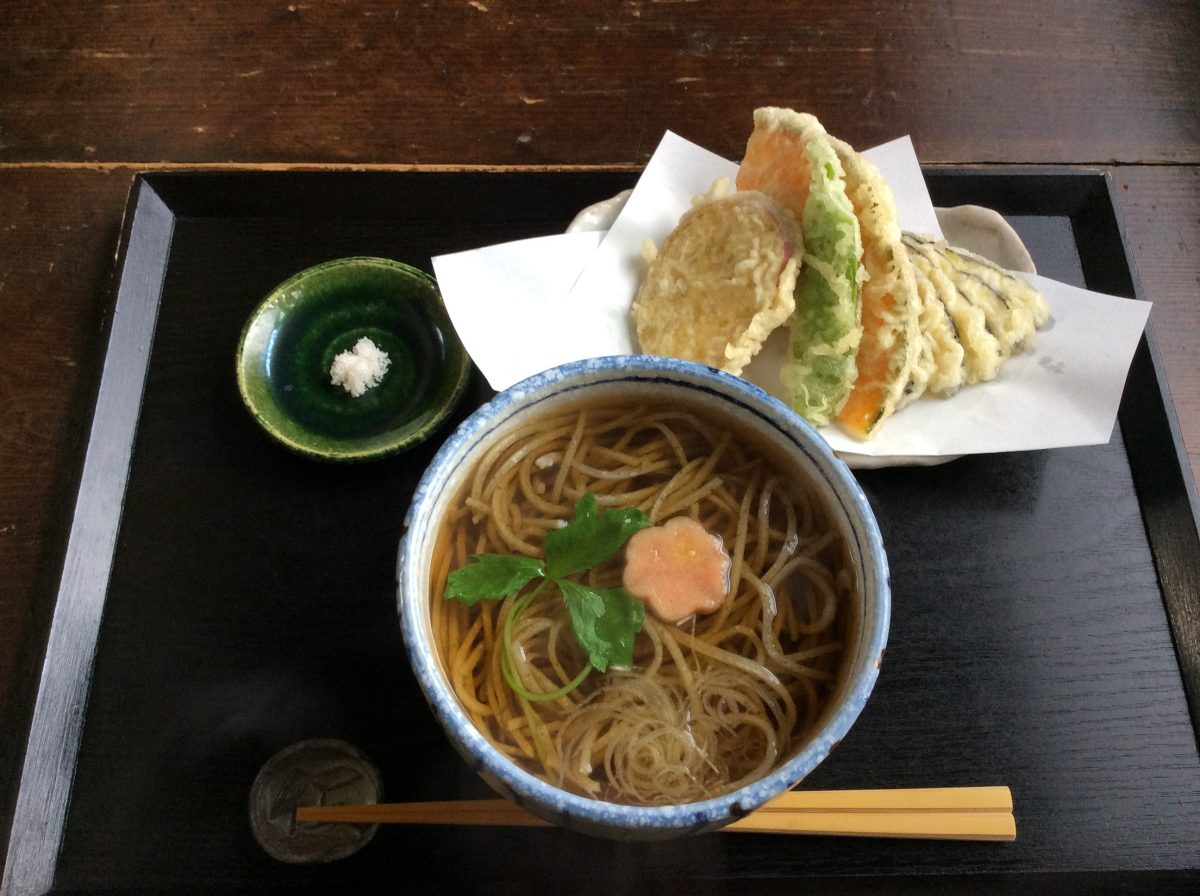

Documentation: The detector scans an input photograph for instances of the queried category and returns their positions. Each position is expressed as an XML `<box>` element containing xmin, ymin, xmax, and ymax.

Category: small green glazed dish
<box><xmin>236</xmin><ymin>257</ymin><xmax>470</xmax><ymax>462</ymax></box>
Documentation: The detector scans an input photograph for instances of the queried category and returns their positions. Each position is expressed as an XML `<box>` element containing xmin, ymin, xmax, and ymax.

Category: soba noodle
<box><xmin>430</xmin><ymin>401</ymin><xmax>854</xmax><ymax>806</ymax></box>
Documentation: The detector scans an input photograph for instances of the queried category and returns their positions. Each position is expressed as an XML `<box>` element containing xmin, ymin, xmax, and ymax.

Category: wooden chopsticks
<box><xmin>294</xmin><ymin>786</ymin><xmax>1015</xmax><ymax>841</ymax></box>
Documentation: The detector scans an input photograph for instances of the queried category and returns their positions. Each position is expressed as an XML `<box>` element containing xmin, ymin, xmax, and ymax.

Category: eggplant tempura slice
<box><xmin>908</xmin><ymin>260</ymin><xmax>967</xmax><ymax>395</ymax></box>
<box><xmin>904</xmin><ymin>235</ymin><xmax>1005</xmax><ymax>384</ymax></box>
<box><xmin>924</xmin><ymin>236</ymin><xmax>1050</xmax><ymax>335</ymax></box>
<box><xmin>906</xmin><ymin>233</ymin><xmax>1043</xmax><ymax>360</ymax></box>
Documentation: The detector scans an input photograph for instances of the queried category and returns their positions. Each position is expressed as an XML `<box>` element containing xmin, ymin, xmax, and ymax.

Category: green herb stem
<box><xmin>500</xmin><ymin>582</ymin><xmax>592</xmax><ymax>702</ymax></box>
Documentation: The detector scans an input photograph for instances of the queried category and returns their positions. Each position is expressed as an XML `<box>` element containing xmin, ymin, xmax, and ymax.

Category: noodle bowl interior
<box><xmin>430</xmin><ymin>394</ymin><xmax>859</xmax><ymax>807</ymax></box>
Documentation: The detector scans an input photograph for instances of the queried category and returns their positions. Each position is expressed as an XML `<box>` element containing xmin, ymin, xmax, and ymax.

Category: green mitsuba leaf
<box><xmin>558</xmin><ymin>580</ymin><xmax>645</xmax><ymax>672</ymax></box>
<box><xmin>544</xmin><ymin>493</ymin><xmax>652</xmax><ymax>580</ymax></box>
<box><xmin>443</xmin><ymin>493</ymin><xmax>650</xmax><ymax>686</ymax></box>
<box><xmin>444</xmin><ymin>554</ymin><xmax>545</xmax><ymax>606</ymax></box>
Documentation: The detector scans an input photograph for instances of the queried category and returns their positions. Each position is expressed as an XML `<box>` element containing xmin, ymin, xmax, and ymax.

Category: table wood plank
<box><xmin>1111</xmin><ymin>165</ymin><xmax>1200</xmax><ymax>478</ymax></box>
<box><xmin>1</xmin><ymin>0</ymin><xmax>1198</xmax><ymax>166</ymax></box>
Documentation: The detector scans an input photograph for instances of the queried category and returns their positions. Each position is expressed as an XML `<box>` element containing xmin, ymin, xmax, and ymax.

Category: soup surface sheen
<box><xmin>431</xmin><ymin>399</ymin><xmax>854</xmax><ymax>806</ymax></box>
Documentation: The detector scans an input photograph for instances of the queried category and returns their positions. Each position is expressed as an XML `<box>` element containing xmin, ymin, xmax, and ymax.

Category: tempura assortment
<box><xmin>631</xmin><ymin>107</ymin><xmax>1049</xmax><ymax>440</ymax></box>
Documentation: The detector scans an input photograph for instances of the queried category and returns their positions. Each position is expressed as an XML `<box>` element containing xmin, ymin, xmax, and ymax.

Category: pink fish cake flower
<box><xmin>622</xmin><ymin>516</ymin><xmax>732</xmax><ymax>624</ymax></box>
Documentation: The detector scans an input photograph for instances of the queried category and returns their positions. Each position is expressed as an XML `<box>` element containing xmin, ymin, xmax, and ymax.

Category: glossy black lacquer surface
<box><xmin>15</xmin><ymin>171</ymin><xmax>1200</xmax><ymax>893</ymax></box>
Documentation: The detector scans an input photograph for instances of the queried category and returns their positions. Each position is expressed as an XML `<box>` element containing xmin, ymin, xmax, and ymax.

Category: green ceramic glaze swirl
<box><xmin>236</xmin><ymin>257</ymin><xmax>470</xmax><ymax>461</ymax></box>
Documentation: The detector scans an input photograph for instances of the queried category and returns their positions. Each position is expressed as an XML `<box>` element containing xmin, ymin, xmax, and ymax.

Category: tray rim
<box><xmin>3</xmin><ymin>177</ymin><xmax>172</xmax><ymax>896</ymax></box>
<box><xmin>4</xmin><ymin>166</ymin><xmax>1198</xmax><ymax>895</ymax></box>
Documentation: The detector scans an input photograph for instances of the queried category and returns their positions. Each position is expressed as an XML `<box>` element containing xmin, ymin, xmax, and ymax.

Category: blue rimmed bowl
<box><xmin>397</xmin><ymin>356</ymin><xmax>890</xmax><ymax>839</ymax></box>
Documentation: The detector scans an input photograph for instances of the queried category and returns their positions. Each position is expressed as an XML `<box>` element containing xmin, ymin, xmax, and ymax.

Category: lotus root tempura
<box><xmin>429</xmin><ymin>400</ymin><xmax>856</xmax><ymax>806</ymax></box>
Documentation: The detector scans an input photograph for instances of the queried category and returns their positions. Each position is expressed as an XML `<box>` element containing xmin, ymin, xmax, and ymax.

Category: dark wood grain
<box><xmin>1109</xmin><ymin>165</ymin><xmax>1200</xmax><ymax>478</ymax></box>
<box><xmin>1</xmin><ymin>0</ymin><xmax>1198</xmax><ymax>166</ymax></box>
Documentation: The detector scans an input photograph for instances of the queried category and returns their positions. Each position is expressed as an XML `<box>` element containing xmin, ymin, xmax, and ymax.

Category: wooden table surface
<box><xmin>2</xmin><ymin>1</ymin><xmax>1198</xmax><ymax>885</ymax></box>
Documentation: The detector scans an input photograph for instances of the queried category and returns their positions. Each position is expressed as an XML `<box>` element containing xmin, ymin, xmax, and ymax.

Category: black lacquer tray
<box><xmin>4</xmin><ymin>169</ymin><xmax>1199</xmax><ymax>894</ymax></box>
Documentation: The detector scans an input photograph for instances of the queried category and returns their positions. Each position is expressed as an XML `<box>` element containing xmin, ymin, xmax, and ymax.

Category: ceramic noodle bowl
<box><xmin>398</xmin><ymin>356</ymin><xmax>890</xmax><ymax>839</ymax></box>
